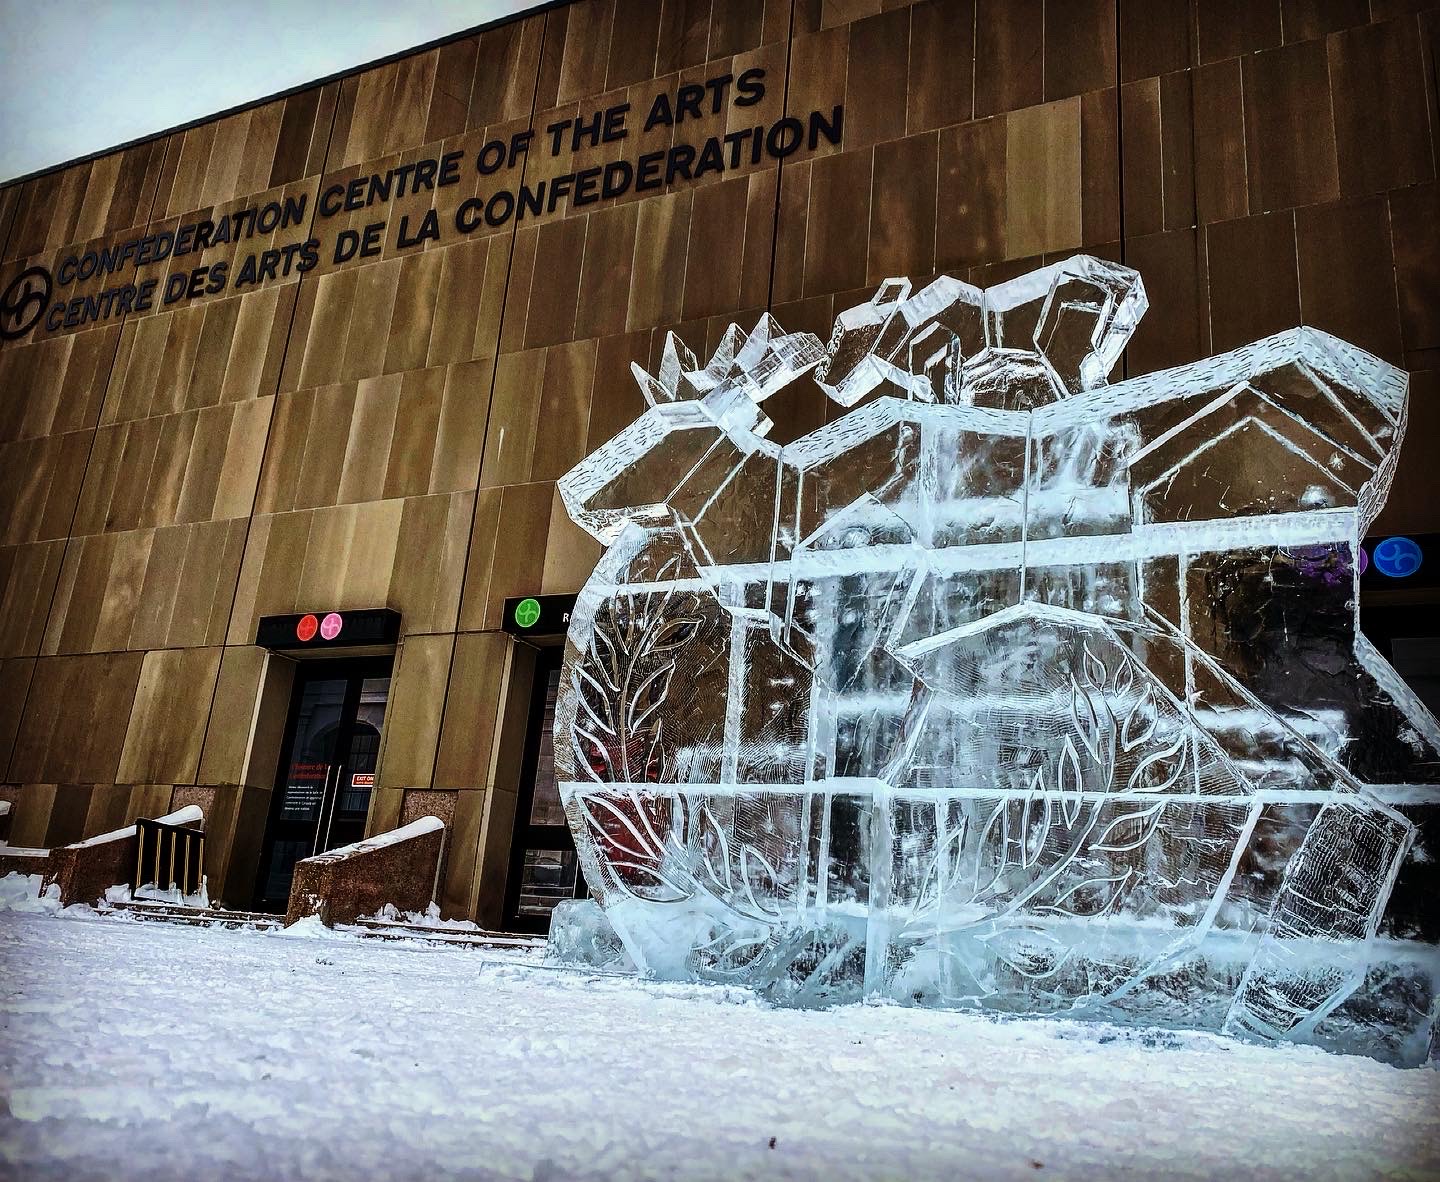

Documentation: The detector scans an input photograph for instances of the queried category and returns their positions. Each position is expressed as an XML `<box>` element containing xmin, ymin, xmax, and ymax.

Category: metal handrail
<box><xmin>132</xmin><ymin>817</ymin><xmax>205</xmax><ymax>898</ymax></box>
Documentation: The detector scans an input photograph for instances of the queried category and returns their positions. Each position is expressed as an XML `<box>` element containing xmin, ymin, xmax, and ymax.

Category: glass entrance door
<box><xmin>504</xmin><ymin>646</ymin><xmax>585</xmax><ymax>932</ymax></box>
<box><xmin>254</xmin><ymin>657</ymin><xmax>392</xmax><ymax>911</ymax></box>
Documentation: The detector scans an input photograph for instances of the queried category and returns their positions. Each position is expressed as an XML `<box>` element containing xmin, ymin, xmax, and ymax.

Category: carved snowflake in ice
<box><xmin>551</xmin><ymin>255</ymin><xmax>1438</xmax><ymax>1058</ymax></box>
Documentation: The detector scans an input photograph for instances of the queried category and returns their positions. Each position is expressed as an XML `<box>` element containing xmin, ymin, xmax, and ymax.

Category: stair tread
<box><xmin>338</xmin><ymin>922</ymin><xmax>542</xmax><ymax>948</ymax></box>
<box><xmin>350</xmin><ymin>917</ymin><xmax>537</xmax><ymax>938</ymax></box>
<box><xmin>108</xmin><ymin>900</ymin><xmax>281</xmax><ymax>926</ymax></box>
<box><xmin>105</xmin><ymin>901</ymin><xmax>540</xmax><ymax>947</ymax></box>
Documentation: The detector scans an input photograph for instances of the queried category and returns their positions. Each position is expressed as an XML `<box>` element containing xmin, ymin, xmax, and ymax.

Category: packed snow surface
<box><xmin>1</xmin><ymin>899</ymin><xmax>1437</xmax><ymax>1181</ymax></box>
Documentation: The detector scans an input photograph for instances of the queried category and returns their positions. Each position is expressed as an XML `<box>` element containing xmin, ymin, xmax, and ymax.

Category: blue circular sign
<box><xmin>1372</xmin><ymin>536</ymin><xmax>1423</xmax><ymax>579</ymax></box>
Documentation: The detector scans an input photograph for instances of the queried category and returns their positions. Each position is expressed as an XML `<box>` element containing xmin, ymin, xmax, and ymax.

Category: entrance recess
<box><xmin>503</xmin><ymin>646</ymin><xmax>585</xmax><ymax>932</ymax></box>
<box><xmin>254</xmin><ymin>657</ymin><xmax>392</xmax><ymax>911</ymax></box>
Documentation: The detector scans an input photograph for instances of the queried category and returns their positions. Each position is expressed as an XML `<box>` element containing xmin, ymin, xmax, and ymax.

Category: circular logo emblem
<box><xmin>320</xmin><ymin>612</ymin><xmax>344</xmax><ymax>640</ymax></box>
<box><xmin>514</xmin><ymin>597</ymin><xmax>542</xmax><ymax>628</ymax></box>
<box><xmin>1372</xmin><ymin>536</ymin><xmax>1422</xmax><ymax>579</ymax></box>
<box><xmin>0</xmin><ymin>266</ymin><xmax>53</xmax><ymax>341</ymax></box>
<box><xmin>296</xmin><ymin>613</ymin><xmax>319</xmax><ymax>642</ymax></box>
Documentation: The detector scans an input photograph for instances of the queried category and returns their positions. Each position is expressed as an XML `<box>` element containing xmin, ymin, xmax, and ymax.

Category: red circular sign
<box><xmin>296</xmin><ymin>613</ymin><xmax>319</xmax><ymax>642</ymax></box>
<box><xmin>320</xmin><ymin>612</ymin><xmax>343</xmax><ymax>640</ymax></box>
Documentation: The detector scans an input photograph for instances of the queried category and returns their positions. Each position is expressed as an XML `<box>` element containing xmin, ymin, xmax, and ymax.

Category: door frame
<box><xmin>253</xmin><ymin>655</ymin><xmax>394</xmax><ymax>911</ymax></box>
<box><xmin>502</xmin><ymin>644</ymin><xmax>586</xmax><ymax>932</ymax></box>
<box><xmin>1360</xmin><ymin>601</ymin><xmax>1439</xmax><ymax>661</ymax></box>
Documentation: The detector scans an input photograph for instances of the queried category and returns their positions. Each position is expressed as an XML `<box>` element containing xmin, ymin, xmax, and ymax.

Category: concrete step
<box><xmin>107</xmin><ymin>899</ymin><xmax>283</xmax><ymax>930</ymax></box>
<box><xmin>339</xmin><ymin>918</ymin><xmax>544</xmax><ymax>951</ymax></box>
<box><xmin>106</xmin><ymin>899</ymin><xmax>543</xmax><ymax>949</ymax></box>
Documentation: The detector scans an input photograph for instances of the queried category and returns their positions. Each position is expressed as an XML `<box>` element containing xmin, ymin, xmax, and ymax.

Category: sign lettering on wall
<box><xmin>20</xmin><ymin>69</ymin><xmax>842</xmax><ymax>338</ymax></box>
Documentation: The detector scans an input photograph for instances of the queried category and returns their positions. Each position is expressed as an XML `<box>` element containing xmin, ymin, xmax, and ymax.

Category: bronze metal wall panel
<box><xmin>0</xmin><ymin>0</ymin><xmax>1436</xmax><ymax>916</ymax></box>
<box><xmin>1198</xmin><ymin>0</ymin><xmax>1282</xmax><ymax>62</ymax></box>
<box><xmin>9</xmin><ymin>652</ymin><xmax>146</xmax><ymax>784</ymax></box>
<box><xmin>1281</xmin><ymin>0</ymin><xmax>1370</xmax><ymax>43</ymax></box>
<box><xmin>1296</xmin><ymin>197</ymin><xmax>1406</xmax><ymax>363</ymax></box>
<box><xmin>1205</xmin><ymin>210</ymin><xmax>1301</xmax><ymax>352</ymax></box>
<box><xmin>974</xmin><ymin>0</ymin><xmax>1044</xmax><ymax>117</ymax></box>
<box><xmin>1241</xmin><ymin>39</ymin><xmax>1339</xmax><ymax>213</ymax></box>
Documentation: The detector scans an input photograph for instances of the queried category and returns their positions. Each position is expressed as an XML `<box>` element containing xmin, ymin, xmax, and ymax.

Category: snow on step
<box><xmin>303</xmin><ymin>814</ymin><xmax>443</xmax><ymax>862</ymax></box>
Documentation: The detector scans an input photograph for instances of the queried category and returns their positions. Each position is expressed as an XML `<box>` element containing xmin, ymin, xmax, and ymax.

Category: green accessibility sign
<box><xmin>513</xmin><ymin>597</ymin><xmax>542</xmax><ymax>628</ymax></box>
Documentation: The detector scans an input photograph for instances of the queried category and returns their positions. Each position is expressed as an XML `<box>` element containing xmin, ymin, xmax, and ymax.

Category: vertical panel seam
<box><xmin>430</xmin><ymin>7</ymin><xmax>551</xmax><ymax>801</ymax></box>
<box><xmin>0</xmin><ymin>181</ymin><xmax>22</xmax><ymax>260</ymax></box>
<box><xmin>764</xmin><ymin>0</ymin><xmax>799</xmax><ymax>314</ymax></box>
<box><xmin>188</xmin><ymin>83</ymin><xmax>346</xmax><ymax>801</ymax></box>
<box><xmin>2</xmin><ymin>136</ymin><xmax>176</xmax><ymax>789</ymax></box>
<box><xmin>1115</xmin><ymin>0</ymin><xmax>1127</xmax><ymax>380</ymax></box>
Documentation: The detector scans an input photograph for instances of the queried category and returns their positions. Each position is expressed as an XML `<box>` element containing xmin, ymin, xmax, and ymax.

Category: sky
<box><xmin>0</xmin><ymin>0</ymin><xmax>537</xmax><ymax>183</ymax></box>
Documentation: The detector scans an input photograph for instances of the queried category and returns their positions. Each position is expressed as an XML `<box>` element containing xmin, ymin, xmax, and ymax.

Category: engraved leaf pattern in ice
<box><xmin>551</xmin><ymin>254</ymin><xmax>1431</xmax><ymax>1061</ymax></box>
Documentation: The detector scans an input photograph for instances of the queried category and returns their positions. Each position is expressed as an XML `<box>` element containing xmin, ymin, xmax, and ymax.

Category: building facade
<box><xmin>1</xmin><ymin>0</ymin><xmax>1437</xmax><ymax>930</ymax></box>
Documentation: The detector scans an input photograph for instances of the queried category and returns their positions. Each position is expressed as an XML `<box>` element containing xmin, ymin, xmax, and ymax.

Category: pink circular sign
<box><xmin>319</xmin><ymin>612</ymin><xmax>343</xmax><ymax>640</ymax></box>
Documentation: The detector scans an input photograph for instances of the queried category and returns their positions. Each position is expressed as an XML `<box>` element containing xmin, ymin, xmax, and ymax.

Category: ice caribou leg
<box><xmin>546</xmin><ymin>256</ymin><xmax>1437</xmax><ymax>1064</ymax></box>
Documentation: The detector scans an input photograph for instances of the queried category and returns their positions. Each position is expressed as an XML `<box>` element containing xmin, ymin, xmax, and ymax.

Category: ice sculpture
<box><xmin>551</xmin><ymin>255</ymin><xmax>1439</xmax><ymax>1062</ymax></box>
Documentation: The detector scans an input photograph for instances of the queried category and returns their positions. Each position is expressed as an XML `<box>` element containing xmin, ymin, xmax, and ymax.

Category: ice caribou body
<box><xmin>551</xmin><ymin>255</ymin><xmax>1439</xmax><ymax>1060</ymax></box>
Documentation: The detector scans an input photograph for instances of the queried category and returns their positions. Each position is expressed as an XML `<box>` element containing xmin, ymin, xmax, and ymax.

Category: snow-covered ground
<box><xmin>1</xmin><ymin>886</ymin><xmax>1437</xmax><ymax>1181</ymax></box>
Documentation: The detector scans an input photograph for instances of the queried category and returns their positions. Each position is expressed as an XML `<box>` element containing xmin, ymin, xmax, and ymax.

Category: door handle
<box><xmin>314</xmin><ymin>764</ymin><xmax>340</xmax><ymax>856</ymax></box>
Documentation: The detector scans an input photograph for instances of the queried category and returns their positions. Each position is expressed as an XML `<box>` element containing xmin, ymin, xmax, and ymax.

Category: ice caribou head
<box><xmin>551</xmin><ymin>255</ymin><xmax>1438</xmax><ymax>1062</ymax></box>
